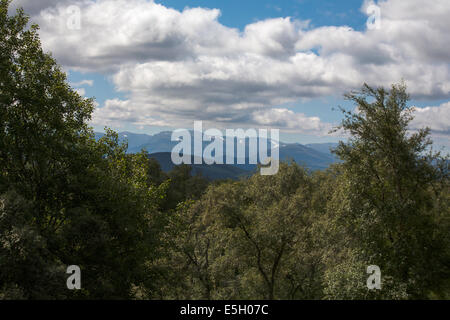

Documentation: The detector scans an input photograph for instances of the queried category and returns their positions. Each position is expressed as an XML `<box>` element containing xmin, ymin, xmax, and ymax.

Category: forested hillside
<box><xmin>0</xmin><ymin>2</ymin><xmax>449</xmax><ymax>300</ymax></box>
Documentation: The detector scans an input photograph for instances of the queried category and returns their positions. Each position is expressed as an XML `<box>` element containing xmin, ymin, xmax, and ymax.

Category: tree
<box><xmin>324</xmin><ymin>83</ymin><xmax>450</xmax><ymax>299</ymax></box>
<box><xmin>0</xmin><ymin>1</ymin><xmax>166</xmax><ymax>299</ymax></box>
<box><xmin>153</xmin><ymin>163</ymin><xmax>325</xmax><ymax>299</ymax></box>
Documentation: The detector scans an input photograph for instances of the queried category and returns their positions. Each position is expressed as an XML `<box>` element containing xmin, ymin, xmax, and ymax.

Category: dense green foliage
<box><xmin>1</xmin><ymin>2</ymin><xmax>449</xmax><ymax>299</ymax></box>
<box><xmin>0</xmin><ymin>2</ymin><xmax>166</xmax><ymax>298</ymax></box>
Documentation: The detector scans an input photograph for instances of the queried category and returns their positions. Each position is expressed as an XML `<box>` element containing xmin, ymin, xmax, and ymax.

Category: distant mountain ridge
<box><xmin>149</xmin><ymin>152</ymin><xmax>253</xmax><ymax>180</ymax></box>
<box><xmin>305</xmin><ymin>142</ymin><xmax>339</xmax><ymax>157</ymax></box>
<box><xmin>95</xmin><ymin>131</ymin><xmax>340</xmax><ymax>178</ymax></box>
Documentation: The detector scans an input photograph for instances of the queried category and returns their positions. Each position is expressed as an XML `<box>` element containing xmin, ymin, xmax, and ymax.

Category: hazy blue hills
<box><xmin>149</xmin><ymin>152</ymin><xmax>253</xmax><ymax>180</ymax></box>
<box><xmin>278</xmin><ymin>143</ymin><xmax>336</xmax><ymax>170</ymax></box>
<box><xmin>95</xmin><ymin>131</ymin><xmax>340</xmax><ymax>179</ymax></box>
<box><xmin>305</xmin><ymin>142</ymin><xmax>339</xmax><ymax>157</ymax></box>
<box><xmin>94</xmin><ymin>131</ymin><xmax>174</xmax><ymax>154</ymax></box>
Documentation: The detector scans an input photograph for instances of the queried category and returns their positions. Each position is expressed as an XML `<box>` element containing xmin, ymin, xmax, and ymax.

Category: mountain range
<box><xmin>95</xmin><ymin>131</ymin><xmax>340</xmax><ymax>180</ymax></box>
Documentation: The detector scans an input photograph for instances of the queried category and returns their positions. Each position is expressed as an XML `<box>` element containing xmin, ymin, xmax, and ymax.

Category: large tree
<box><xmin>0</xmin><ymin>1</ymin><xmax>165</xmax><ymax>299</ymax></box>
<box><xmin>324</xmin><ymin>83</ymin><xmax>449</xmax><ymax>299</ymax></box>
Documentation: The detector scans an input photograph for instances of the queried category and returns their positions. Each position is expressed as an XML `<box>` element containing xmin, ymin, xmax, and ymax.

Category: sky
<box><xmin>9</xmin><ymin>0</ymin><xmax>450</xmax><ymax>149</ymax></box>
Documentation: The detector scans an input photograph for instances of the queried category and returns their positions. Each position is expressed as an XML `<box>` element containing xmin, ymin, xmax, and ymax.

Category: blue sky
<box><xmin>13</xmin><ymin>0</ymin><xmax>450</xmax><ymax>149</ymax></box>
<box><xmin>154</xmin><ymin>0</ymin><xmax>369</xmax><ymax>31</ymax></box>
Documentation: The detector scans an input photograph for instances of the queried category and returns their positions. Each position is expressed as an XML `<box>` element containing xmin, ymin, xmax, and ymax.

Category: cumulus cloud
<box><xmin>408</xmin><ymin>102</ymin><xmax>450</xmax><ymax>150</ymax></box>
<box><xmin>411</xmin><ymin>102</ymin><xmax>450</xmax><ymax>133</ymax></box>
<box><xmin>10</xmin><ymin>0</ymin><xmax>75</xmax><ymax>15</ymax></box>
<box><xmin>18</xmin><ymin>0</ymin><xmax>450</xmax><ymax>135</ymax></box>
<box><xmin>250</xmin><ymin>108</ymin><xmax>332</xmax><ymax>135</ymax></box>
<box><xmin>71</xmin><ymin>79</ymin><xmax>94</xmax><ymax>87</ymax></box>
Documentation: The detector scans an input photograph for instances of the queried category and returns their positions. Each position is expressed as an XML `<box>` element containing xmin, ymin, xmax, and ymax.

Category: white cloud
<box><xmin>10</xmin><ymin>0</ymin><xmax>75</xmax><ymax>15</ymax></box>
<box><xmin>71</xmin><ymin>79</ymin><xmax>94</xmax><ymax>87</ymax></box>
<box><xmin>411</xmin><ymin>102</ymin><xmax>450</xmax><ymax>133</ymax></box>
<box><xmin>250</xmin><ymin>108</ymin><xmax>332</xmax><ymax>135</ymax></box>
<box><xmin>409</xmin><ymin>101</ymin><xmax>450</xmax><ymax>150</ymax></box>
<box><xmin>74</xmin><ymin>87</ymin><xmax>86</xmax><ymax>96</ymax></box>
<box><xmin>17</xmin><ymin>0</ymin><xmax>450</xmax><ymax>135</ymax></box>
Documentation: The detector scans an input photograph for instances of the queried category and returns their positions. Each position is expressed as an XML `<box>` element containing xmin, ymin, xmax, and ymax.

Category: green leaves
<box><xmin>0</xmin><ymin>2</ymin><xmax>165</xmax><ymax>299</ymax></box>
<box><xmin>327</xmin><ymin>83</ymin><xmax>450</xmax><ymax>299</ymax></box>
<box><xmin>151</xmin><ymin>163</ymin><xmax>326</xmax><ymax>299</ymax></box>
